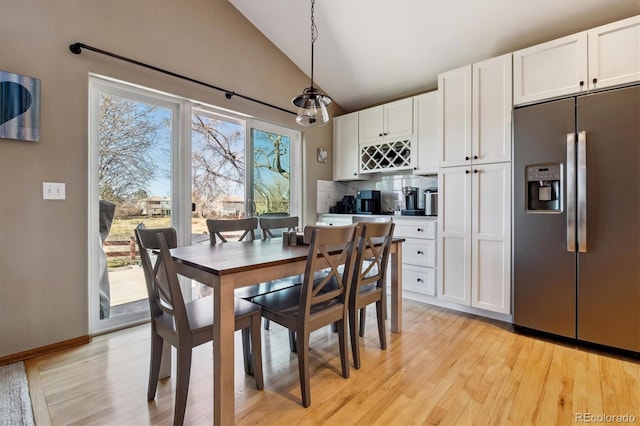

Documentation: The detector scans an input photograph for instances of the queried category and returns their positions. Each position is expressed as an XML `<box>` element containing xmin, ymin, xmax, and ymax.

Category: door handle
<box><xmin>566</xmin><ymin>133</ymin><xmax>576</xmax><ymax>252</ymax></box>
<box><xmin>577</xmin><ymin>131</ymin><xmax>587</xmax><ymax>252</ymax></box>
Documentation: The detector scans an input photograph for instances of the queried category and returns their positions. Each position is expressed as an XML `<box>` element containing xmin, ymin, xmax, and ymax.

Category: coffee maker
<box><xmin>356</xmin><ymin>190</ymin><xmax>381</xmax><ymax>215</ymax></box>
<box><xmin>401</xmin><ymin>186</ymin><xmax>425</xmax><ymax>216</ymax></box>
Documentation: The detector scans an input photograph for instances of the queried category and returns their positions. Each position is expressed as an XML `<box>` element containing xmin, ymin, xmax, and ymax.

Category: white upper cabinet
<box><xmin>472</xmin><ymin>54</ymin><xmax>512</xmax><ymax>165</ymax></box>
<box><xmin>588</xmin><ymin>15</ymin><xmax>640</xmax><ymax>90</ymax></box>
<box><xmin>412</xmin><ymin>91</ymin><xmax>438</xmax><ymax>174</ymax></box>
<box><xmin>438</xmin><ymin>55</ymin><xmax>512</xmax><ymax>168</ymax></box>
<box><xmin>438</xmin><ymin>65</ymin><xmax>472</xmax><ymax>168</ymax></box>
<box><xmin>514</xmin><ymin>15</ymin><xmax>640</xmax><ymax>105</ymax></box>
<box><xmin>358</xmin><ymin>98</ymin><xmax>413</xmax><ymax>145</ymax></box>
<box><xmin>333</xmin><ymin>112</ymin><xmax>369</xmax><ymax>181</ymax></box>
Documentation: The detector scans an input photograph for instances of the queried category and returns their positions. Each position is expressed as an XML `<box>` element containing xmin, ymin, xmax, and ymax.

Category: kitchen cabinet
<box><xmin>437</xmin><ymin>162</ymin><xmax>511</xmax><ymax>314</ymax></box>
<box><xmin>332</xmin><ymin>112</ymin><xmax>369</xmax><ymax>181</ymax></box>
<box><xmin>393</xmin><ymin>218</ymin><xmax>437</xmax><ymax>297</ymax></box>
<box><xmin>438</xmin><ymin>54</ymin><xmax>512</xmax><ymax>168</ymax></box>
<box><xmin>412</xmin><ymin>91</ymin><xmax>438</xmax><ymax>175</ymax></box>
<box><xmin>358</xmin><ymin>98</ymin><xmax>413</xmax><ymax>145</ymax></box>
<box><xmin>513</xmin><ymin>15</ymin><xmax>640</xmax><ymax>105</ymax></box>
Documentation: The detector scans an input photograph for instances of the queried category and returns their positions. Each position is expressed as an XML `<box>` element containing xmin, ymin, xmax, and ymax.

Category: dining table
<box><xmin>169</xmin><ymin>236</ymin><xmax>404</xmax><ymax>425</ymax></box>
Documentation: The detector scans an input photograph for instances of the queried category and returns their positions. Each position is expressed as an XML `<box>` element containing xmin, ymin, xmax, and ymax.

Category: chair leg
<box><xmin>359</xmin><ymin>307</ymin><xmax>366</xmax><ymax>337</ymax></box>
<box><xmin>174</xmin><ymin>344</ymin><xmax>192</xmax><ymax>426</ymax></box>
<box><xmin>289</xmin><ymin>330</ymin><xmax>297</xmax><ymax>353</ymax></box>
<box><xmin>337</xmin><ymin>318</ymin><xmax>350</xmax><ymax>378</ymax></box>
<box><xmin>376</xmin><ymin>299</ymin><xmax>387</xmax><ymax>350</ymax></box>
<box><xmin>296</xmin><ymin>330</ymin><xmax>311</xmax><ymax>408</ymax></box>
<box><xmin>241</xmin><ymin>328</ymin><xmax>253</xmax><ymax>376</ymax></box>
<box><xmin>249</xmin><ymin>314</ymin><xmax>264</xmax><ymax>390</ymax></box>
<box><xmin>263</xmin><ymin>318</ymin><xmax>271</xmax><ymax>330</ymax></box>
<box><xmin>147</xmin><ymin>332</ymin><xmax>164</xmax><ymax>400</ymax></box>
<box><xmin>349</xmin><ymin>305</ymin><xmax>361</xmax><ymax>369</ymax></box>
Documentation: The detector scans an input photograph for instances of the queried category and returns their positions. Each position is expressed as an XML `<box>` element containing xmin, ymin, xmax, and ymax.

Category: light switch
<box><xmin>43</xmin><ymin>182</ymin><xmax>66</xmax><ymax>200</ymax></box>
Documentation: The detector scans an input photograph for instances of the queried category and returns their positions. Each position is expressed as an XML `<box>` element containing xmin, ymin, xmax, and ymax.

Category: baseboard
<box><xmin>0</xmin><ymin>335</ymin><xmax>91</xmax><ymax>366</ymax></box>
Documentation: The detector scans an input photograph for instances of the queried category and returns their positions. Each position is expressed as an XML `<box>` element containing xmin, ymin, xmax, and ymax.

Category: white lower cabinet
<box><xmin>437</xmin><ymin>162</ymin><xmax>511</xmax><ymax>314</ymax></box>
<box><xmin>393</xmin><ymin>218</ymin><xmax>437</xmax><ymax>297</ymax></box>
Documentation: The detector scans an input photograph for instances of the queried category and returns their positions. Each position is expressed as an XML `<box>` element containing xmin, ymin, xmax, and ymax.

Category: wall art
<box><xmin>0</xmin><ymin>70</ymin><xmax>41</xmax><ymax>142</ymax></box>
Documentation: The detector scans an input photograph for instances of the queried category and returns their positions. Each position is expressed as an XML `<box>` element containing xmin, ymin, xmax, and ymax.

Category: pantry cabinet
<box><xmin>437</xmin><ymin>163</ymin><xmax>511</xmax><ymax>314</ymax></box>
<box><xmin>438</xmin><ymin>54</ymin><xmax>512</xmax><ymax>168</ymax></box>
<box><xmin>333</xmin><ymin>112</ymin><xmax>369</xmax><ymax>181</ymax></box>
<box><xmin>514</xmin><ymin>15</ymin><xmax>640</xmax><ymax>105</ymax></box>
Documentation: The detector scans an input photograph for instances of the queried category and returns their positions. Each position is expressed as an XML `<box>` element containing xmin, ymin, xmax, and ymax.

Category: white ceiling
<box><xmin>229</xmin><ymin>0</ymin><xmax>639</xmax><ymax>112</ymax></box>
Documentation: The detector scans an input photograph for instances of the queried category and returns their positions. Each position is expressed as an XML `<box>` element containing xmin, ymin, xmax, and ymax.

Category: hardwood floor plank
<box><xmin>24</xmin><ymin>300</ymin><xmax>639</xmax><ymax>425</ymax></box>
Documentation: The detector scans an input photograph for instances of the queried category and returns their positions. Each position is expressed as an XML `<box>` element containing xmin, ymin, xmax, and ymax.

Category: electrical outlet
<box><xmin>43</xmin><ymin>182</ymin><xmax>66</xmax><ymax>200</ymax></box>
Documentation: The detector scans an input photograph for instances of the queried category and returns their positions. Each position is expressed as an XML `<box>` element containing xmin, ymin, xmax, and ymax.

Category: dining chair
<box><xmin>251</xmin><ymin>224</ymin><xmax>359</xmax><ymax>407</ymax></box>
<box><xmin>135</xmin><ymin>225</ymin><xmax>264</xmax><ymax>426</ymax></box>
<box><xmin>348</xmin><ymin>221</ymin><xmax>395</xmax><ymax>369</ymax></box>
<box><xmin>258</xmin><ymin>215</ymin><xmax>299</xmax><ymax>239</ymax></box>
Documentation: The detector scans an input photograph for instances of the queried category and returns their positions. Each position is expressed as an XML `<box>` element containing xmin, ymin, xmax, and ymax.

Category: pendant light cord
<box><xmin>309</xmin><ymin>0</ymin><xmax>317</xmax><ymax>89</ymax></box>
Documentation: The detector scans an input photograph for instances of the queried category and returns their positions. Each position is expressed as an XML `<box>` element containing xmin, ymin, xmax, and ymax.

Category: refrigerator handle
<box><xmin>566</xmin><ymin>133</ymin><xmax>576</xmax><ymax>252</ymax></box>
<box><xmin>577</xmin><ymin>131</ymin><xmax>587</xmax><ymax>252</ymax></box>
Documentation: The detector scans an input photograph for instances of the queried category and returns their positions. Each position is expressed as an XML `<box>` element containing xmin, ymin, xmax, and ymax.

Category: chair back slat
<box><xmin>352</xmin><ymin>222</ymin><xmax>395</xmax><ymax>293</ymax></box>
<box><xmin>206</xmin><ymin>218</ymin><xmax>258</xmax><ymax>244</ymax></box>
<box><xmin>259</xmin><ymin>216</ymin><xmax>299</xmax><ymax>239</ymax></box>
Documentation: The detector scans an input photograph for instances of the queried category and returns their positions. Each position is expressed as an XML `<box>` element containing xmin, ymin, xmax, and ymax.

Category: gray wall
<box><xmin>0</xmin><ymin>0</ymin><xmax>340</xmax><ymax>358</ymax></box>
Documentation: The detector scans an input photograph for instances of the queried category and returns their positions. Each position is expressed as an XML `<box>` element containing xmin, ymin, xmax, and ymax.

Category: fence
<box><xmin>103</xmin><ymin>237</ymin><xmax>138</xmax><ymax>260</ymax></box>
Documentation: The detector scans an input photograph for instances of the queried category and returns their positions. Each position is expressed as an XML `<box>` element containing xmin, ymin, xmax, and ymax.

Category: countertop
<box><xmin>318</xmin><ymin>213</ymin><xmax>438</xmax><ymax>220</ymax></box>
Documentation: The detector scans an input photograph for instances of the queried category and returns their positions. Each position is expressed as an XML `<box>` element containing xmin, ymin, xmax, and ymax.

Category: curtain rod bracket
<box><xmin>67</xmin><ymin>42</ymin><xmax>297</xmax><ymax>116</ymax></box>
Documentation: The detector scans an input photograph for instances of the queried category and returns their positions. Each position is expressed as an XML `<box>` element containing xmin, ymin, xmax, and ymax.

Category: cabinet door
<box><xmin>472</xmin><ymin>54</ymin><xmax>512</xmax><ymax>164</ymax></box>
<box><xmin>413</xmin><ymin>91</ymin><xmax>438</xmax><ymax>174</ymax></box>
<box><xmin>437</xmin><ymin>166</ymin><xmax>472</xmax><ymax>305</ymax></box>
<box><xmin>358</xmin><ymin>105</ymin><xmax>384</xmax><ymax>144</ymax></box>
<box><xmin>333</xmin><ymin>112</ymin><xmax>368</xmax><ymax>181</ymax></box>
<box><xmin>384</xmin><ymin>98</ymin><xmax>413</xmax><ymax>140</ymax></box>
<box><xmin>438</xmin><ymin>65</ymin><xmax>472</xmax><ymax>167</ymax></box>
<box><xmin>513</xmin><ymin>32</ymin><xmax>588</xmax><ymax>105</ymax></box>
<box><xmin>588</xmin><ymin>15</ymin><xmax>640</xmax><ymax>90</ymax></box>
<box><xmin>471</xmin><ymin>163</ymin><xmax>511</xmax><ymax>314</ymax></box>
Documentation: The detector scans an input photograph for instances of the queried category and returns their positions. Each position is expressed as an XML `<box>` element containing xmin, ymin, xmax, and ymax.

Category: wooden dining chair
<box><xmin>206</xmin><ymin>217</ymin><xmax>258</xmax><ymax>244</ymax></box>
<box><xmin>348</xmin><ymin>221</ymin><xmax>395</xmax><ymax>369</ymax></box>
<box><xmin>135</xmin><ymin>225</ymin><xmax>264</xmax><ymax>426</ymax></box>
<box><xmin>251</xmin><ymin>224</ymin><xmax>359</xmax><ymax>407</ymax></box>
<box><xmin>259</xmin><ymin>215</ymin><xmax>299</xmax><ymax>239</ymax></box>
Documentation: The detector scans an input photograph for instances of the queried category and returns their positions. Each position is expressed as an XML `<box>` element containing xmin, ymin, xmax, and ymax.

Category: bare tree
<box><xmin>98</xmin><ymin>94</ymin><xmax>166</xmax><ymax>203</ymax></box>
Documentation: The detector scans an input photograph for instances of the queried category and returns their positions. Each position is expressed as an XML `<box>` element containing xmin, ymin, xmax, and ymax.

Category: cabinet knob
<box><xmin>465</xmin><ymin>156</ymin><xmax>470</xmax><ymax>161</ymax></box>
<box><xmin>592</xmin><ymin>78</ymin><xmax>598</xmax><ymax>84</ymax></box>
<box><xmin>417</xmin><ymin>278</ymin><xmax>423</xmax><ymax>283</ymax></box>
<box><xmin>473</xmin><ymin>155</ymin><xmax>478</xmax><ymax>160</ymax></box>
<box><xmin>378</xmin><ymin>133</ymin><xmax>383</xmax><ymax>137</ymax></box>
<box><xmin>465</xmin><ymin>170</ymin><xmax>470</xmax><ymax>174</ymax></box>
<box><xmin>474</xmin><ymin>169</ymin><xmax>479</xmax><ymax>173</ymax></box>
<box><xmin>579</xmin><ymin>81</ymin><xmax>584</xmax><ymax>87</ymax></box>
<box><xmin>416</xmin><ymin>228</ymin><xmax>423</xmax><ymax>232</ymax></box>
<box><xmin>353</xmin><ymin>172</ymin><xmax>357</xmax><ymax>176</ymax></box>
<box><xmin>417</xmin><ymin>250</ymin><xmax>424</xmax><ymax>255</ymax></box>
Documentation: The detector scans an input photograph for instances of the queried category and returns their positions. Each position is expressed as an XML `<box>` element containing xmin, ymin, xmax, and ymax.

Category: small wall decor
<box><xmin>0</xmin><ymin>70</ymin><xmax>41</xmax><ymax>142</ymax></box>
<box><xmin>317</xmin><ymin>147</ymin><xmax>328</xmax><ymax>163</ymax></box>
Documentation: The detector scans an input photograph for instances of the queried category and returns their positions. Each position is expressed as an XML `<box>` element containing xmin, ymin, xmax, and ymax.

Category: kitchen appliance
<box><xmin>401</xmin><ymin>186</ymin><xmax>424</xmax><ymax>216</ymax></box>
<box><xmin>330</xmin><ymin>195</ymin><xmax>356</xmax><ymax>213</ymax></box>
<box><xmin>356</xmin><ymin>190</ymin><xmax>381</xmax><ymax>215</ymax></box>
<box><xmin>513</xmin><ymin>85</ymin><xmax>639</xmax><ymax>354</ymax></box>
<box><xmin>424</xmin><ymin>187</ymin><xmax>438</xmax><ymax>216</ymax></box>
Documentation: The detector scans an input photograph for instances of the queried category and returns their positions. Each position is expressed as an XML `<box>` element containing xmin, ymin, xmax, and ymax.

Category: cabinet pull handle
<box><xmin>417</xmin><ymin>278</ymin><xmax>423</xmax><ymax>283</ymax></box>
<box><xmin>416</xmin><ymin>228</ymin><xmax>423</xmax><ymax>232</ymax></box>
<box><xmin>417</xmin><ymin>250</ymin><xmax>424</xmax><ymax>255</ymax></box>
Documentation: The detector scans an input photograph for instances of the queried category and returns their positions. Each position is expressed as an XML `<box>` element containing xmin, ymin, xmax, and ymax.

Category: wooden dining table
<box><xmin>170</xmin><ymin>236</ymin><xmax>404</xmax><ymax>425</ymax></box>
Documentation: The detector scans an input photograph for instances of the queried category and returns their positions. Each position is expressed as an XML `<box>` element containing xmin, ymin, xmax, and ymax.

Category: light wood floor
<box><xmin>25</xmin><ymin>300</ymin><xmax>639</xmax><ymax>425</ymax></box>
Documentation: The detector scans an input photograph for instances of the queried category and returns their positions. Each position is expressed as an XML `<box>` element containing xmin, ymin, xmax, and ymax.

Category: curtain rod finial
<box><xmin>69</xmin><ymin>43</ymin><xmax>83</xmax><ymax>54</ymax></box>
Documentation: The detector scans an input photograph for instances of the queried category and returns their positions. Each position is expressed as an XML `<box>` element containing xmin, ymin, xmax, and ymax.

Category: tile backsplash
<box><xmin>317</xmin><ymin>172</ymin><xmax>438</xmax><ymax>214</ymax></box>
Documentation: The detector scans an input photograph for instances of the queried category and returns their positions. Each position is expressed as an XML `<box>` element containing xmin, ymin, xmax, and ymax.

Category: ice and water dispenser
<box><xmin>526</xmin><ymin>164</ymin><xmax>562</xmax><ymax>213</ymax></box>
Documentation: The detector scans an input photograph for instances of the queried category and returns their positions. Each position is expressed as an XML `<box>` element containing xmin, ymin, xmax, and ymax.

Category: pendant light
<box><xmin>292</xmin><ymin>0</ymin><xmax>332</xmax><ymax>127</ymax></box>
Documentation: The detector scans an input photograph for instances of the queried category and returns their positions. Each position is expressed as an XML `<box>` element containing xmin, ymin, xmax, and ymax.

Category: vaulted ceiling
<box><xmin>229</xmin><ymin>0</ymin><xmax>639</xmax><ymax>112</ymax></box>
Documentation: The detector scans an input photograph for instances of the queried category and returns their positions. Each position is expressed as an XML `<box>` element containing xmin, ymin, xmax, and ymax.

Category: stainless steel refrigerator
<box><xmin>513</xmin><ymin>85</ymin><xmax>639</xmax><ymax>353</ymax></box>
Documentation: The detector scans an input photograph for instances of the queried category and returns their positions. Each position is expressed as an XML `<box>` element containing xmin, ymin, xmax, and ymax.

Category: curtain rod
<box><xmin>69</xmin><ymin>42</ymin><xmax>297</xmax><ymax>116</ymax></box>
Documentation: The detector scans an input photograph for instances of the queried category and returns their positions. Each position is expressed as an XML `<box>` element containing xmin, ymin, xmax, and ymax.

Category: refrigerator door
<box><xmin>576</xmin><ymin>86</ymin><xmax>640</xmax><ymax>352</ymax></box>
<box><xmin>513</xmin><ymin>98</ymin><xmax>577</xmax><ymax>338</ymax></box>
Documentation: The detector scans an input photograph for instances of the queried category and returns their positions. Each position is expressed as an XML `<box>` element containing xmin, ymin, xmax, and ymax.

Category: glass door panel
<box><xmin>251</xmin><ymin>128</ymin><xmax>291</xmax><ymax>215</ymax></box>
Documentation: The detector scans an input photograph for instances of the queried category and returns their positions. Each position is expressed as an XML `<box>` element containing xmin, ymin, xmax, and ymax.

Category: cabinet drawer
<box><xmin>403</xmin><ymin>265</ymin><xmax>436</xmax><ymax>296</ymax></box>
<box><xmin>394</xmin><ymin>220</ymin><xmax>436</xmax><ymax>239</ymax></box>
<box><xmin>403</xmin><ymin>239</ymin><xmax>436</xmax><ymax>267</ymax></box>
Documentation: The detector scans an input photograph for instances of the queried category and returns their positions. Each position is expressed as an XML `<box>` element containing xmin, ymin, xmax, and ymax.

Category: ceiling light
<box><xmin>292</xmin><ymin>0</ymin><xmax>332</xmax><ymax>127</ymax></box>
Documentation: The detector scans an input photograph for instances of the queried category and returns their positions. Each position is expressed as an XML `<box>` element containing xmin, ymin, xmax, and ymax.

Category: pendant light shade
<box><xmin>293</xmin><ymin>0</ymin><xmax>332</xmax><ymax>127</ymax></box>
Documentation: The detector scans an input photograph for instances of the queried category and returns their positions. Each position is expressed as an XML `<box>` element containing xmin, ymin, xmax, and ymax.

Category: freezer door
<box><xmin>513</xmin><ymin>98</ymin><xmax>577</xmax><ymax>338</ymax></box>
<box><xmin>576</xmin><ymin>86</ymin><xmax>640</xmax><ymax>352</ymax></box>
